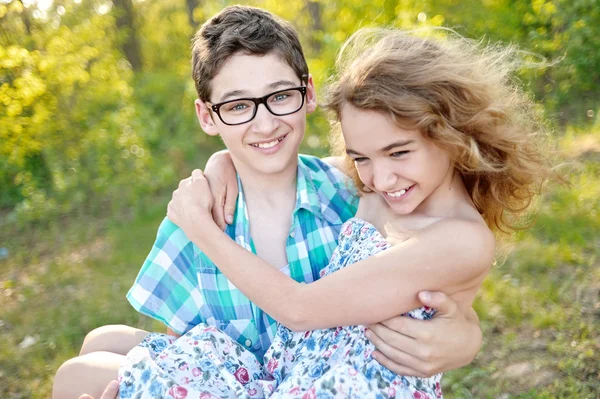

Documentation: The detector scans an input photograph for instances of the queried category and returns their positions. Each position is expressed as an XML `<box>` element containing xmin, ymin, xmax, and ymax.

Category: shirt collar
<box><xmin>226</xmin><ymin>175</ymin><xmax>253</xmax><ymax>250</ymax></box>
<box><xmin>294</xmin><ymin>156</ymin><xmax>347</xmax><ymax>226</ymax></box>
<box><xmin>226</xmin><ymin>156</ymin><xmax>347</xmax><ymax>244</ymax></box>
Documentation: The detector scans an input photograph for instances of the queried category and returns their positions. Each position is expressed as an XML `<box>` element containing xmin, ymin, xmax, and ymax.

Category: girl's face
<box><xmin>340</xmin><ymin>104</ymin><xmax>453</xmax><ymax>215</ymax></box>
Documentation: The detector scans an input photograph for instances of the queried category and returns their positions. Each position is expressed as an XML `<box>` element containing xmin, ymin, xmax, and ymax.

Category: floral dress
<box><xmin>118</xmin><ymin>218</ymin><xmax>443</xmax><ymax>398</ymax></box>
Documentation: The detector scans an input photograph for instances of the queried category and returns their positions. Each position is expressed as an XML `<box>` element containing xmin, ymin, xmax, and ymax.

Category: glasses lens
<box><xmin>217</xmin><ymin>88</ymin><xmax>305</xmax><ymax>125</ymax></box>
<box><xmin>267</xmin><ymin>89</ymin><xmax>303</xmax><ymax>116</ymax></box>
<box><xmin>219</xmin><ymin>99</ymin><xmax>256</xmax><ymax>125</ymax></box>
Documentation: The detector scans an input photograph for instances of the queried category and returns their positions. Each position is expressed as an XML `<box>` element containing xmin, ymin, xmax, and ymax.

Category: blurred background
<box><xmin>0</xmin><ymin>0</ymin><xmax>598</xmax><ymax>397</ymax></box>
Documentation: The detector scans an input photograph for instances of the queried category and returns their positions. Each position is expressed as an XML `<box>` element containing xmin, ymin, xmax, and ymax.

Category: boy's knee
<box><xmin>52</xmin><ymin>356</ymin><xmax>84</xmax><ymax>398</ymax></box>
<box><xmin>52</xmin><ymin>352</ymin><xmax>121</xmax><ymax>399</ymax></box>
<box><xmin>80</xmin><ymin>324</ymin><xmax>148</xmax><ymax>356</ymax></box>
<box><xmin>80</xmin><ymin>324</ymin><xmax>130</xmax><ymax>355</ymax></box>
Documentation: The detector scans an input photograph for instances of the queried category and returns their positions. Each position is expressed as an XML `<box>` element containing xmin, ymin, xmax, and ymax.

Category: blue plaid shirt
<box><xmin>127</xmin><ymin>155</ymin><xmax>358</xmax><ymax>359</ymax></box>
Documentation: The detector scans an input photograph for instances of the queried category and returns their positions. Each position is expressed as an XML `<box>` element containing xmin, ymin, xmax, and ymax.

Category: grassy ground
<box><xmin>0</xmin><ymin>131</ymin><xmax>598</xmax><ymax>398</ymax></box>
<box><xmin>445</xmin><ymin>130</ymin><xmax>600</xmax><ymax>398</ymax></box>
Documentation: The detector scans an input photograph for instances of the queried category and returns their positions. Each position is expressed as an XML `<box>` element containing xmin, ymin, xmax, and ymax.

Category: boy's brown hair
<box><xmin>192</xmin><ymin>5</ymin><xmax>309</xmax><ymax>102</ymax></box>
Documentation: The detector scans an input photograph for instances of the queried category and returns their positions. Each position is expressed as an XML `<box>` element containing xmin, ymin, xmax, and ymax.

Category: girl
<box><xmin>124</xmin><ymin>28</ymin><xmax>551</xmax><ymax>398</ymax></box>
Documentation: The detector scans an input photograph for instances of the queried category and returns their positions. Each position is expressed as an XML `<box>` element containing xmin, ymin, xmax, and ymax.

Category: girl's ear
<box><xmin>195</xmin><ymin>99</ymin><xmax>220</xmax><ymax>136</ymax></box>
<box><xmin>305</xmin><ymin>74</ymin><xmax>317</xmax><ymax>114</ymax></box>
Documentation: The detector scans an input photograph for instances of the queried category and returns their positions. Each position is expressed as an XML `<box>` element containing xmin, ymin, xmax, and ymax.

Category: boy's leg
<box><xmin>52</xmin><ymin>351</ymin><xmax>123</xmax><ymax>399</ymax></box>
<box><xmin>80</xmin><ymin>324</ymin><xmax>149</xmax><ymax>356</ymax></box>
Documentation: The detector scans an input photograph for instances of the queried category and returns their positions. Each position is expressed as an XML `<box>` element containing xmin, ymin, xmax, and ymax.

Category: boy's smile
<box><xmin>249</xmin><ymin>132</ymin><xmax>289</xmax><ymax>152</ymax></box>
<box><xmin>196</xmin><ymin>53</ymin><xmax>317</xmax><ymax>179</ymax></box>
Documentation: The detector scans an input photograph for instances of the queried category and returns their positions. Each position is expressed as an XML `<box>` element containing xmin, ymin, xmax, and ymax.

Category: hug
<box><xmin>53</xmin><ymin>5</ymin><xmax>552</xmax><ymax>399</ymax></box>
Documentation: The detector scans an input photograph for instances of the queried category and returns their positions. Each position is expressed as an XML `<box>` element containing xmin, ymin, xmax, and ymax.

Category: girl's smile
<box><xmin>340</xmin><ymin>104</ymin><xmax>453</xmax><ymax>216</ymax></box>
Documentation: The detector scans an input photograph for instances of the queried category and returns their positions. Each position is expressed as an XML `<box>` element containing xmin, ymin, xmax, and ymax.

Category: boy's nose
<box><xmin>251</xmin><ymin>104</ymin><xmax>279</xmax><ymax>135</ymax></box>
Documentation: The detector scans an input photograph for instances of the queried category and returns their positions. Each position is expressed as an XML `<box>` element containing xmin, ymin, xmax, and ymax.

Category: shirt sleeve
<box><xmin>126</xmin><ymin>217</ymin><xmax>204</xmax><ymax>334</ymax></box>
<box><xmin>309</xmin><ymin>155</ymin><xmax>359</xmax><ymax>219</ymax></box>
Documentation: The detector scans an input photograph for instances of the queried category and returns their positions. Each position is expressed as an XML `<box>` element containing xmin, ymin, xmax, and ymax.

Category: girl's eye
<box><xmin>391</xmin><ymin>151</ymin><xmax>409</xmax><ymax>158</ymax></box>
<box><xmin>353</xmin><ymin>157</ymin><xmax>368</xmax><ymax>163</ymax></box>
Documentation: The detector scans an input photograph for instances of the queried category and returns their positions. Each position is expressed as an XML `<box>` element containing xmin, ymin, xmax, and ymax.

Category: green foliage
<box><xmin>1</xmin><ymin>4</ymin><xmax>153</xmax><ymax>224</ymax></box>
<box><xmin>0</xmin><ymin>1</ymin><xmax>599</xmax><ymax>397</ymax></box>
<box><xmin>2</xmin><ymin>0</ymin><xmax>599</xmax><ymax>224</ymax></box>
<box><xmin>437</xmin><ymin>0</ymin><xmax>600</xmax><ymax>125</ymax></box>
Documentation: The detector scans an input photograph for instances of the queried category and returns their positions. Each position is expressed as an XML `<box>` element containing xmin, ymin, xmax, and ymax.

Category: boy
<box><xmin>54</xmin><ymin>6</ymin><xmax>482</xmax><ymax>398</ymax></box>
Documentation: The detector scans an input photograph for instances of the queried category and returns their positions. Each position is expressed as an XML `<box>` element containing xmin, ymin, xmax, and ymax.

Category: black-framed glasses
<box><xmin>210</xmin><ymin>86</ymin><xmax>307</xmax><ymax>126</ymax></box>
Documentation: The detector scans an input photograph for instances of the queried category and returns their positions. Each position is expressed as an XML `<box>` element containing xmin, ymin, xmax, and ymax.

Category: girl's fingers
<box><xmin>100</xmin><ymin>380</ymin><xmax>119</xmax><ymax>399</ymax></box>
<box><xmin>223</xmin><ymin>177</ymin><xmax>239</xmax><ymax>225</ymax></box>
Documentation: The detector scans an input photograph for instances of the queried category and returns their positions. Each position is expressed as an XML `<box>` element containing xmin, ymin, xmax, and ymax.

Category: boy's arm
<box><xmin>126</xmin><ymin>217</ymin><xmax>204</xmax><ymax>336</ymax></box>
<box><xmin>367</xmin><ymin>291</ymin><xmax>482</xmax><ymax>377</ymax></box>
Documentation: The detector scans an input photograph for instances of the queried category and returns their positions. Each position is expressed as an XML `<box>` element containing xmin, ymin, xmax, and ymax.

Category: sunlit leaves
<box><xmin>2</xmin><ymin>0</ymin><xmax>599</xmax><ymax>222</ymax></box>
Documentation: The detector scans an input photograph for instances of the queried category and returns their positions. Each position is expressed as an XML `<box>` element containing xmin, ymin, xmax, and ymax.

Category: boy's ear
<box><xmin>305</xmin><ymin>74</ymin><xmax>317</xmax><ymax>114</ymax></box>
<box><xmin>195</xmin><ymin>99</ymin><xmax>220</xmax><ymax>136</ymax></box>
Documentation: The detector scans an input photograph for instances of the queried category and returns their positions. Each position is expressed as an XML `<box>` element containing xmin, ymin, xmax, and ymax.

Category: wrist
<box><xmin>189</xmin><ymin>220</ymin><xmax>226</xmax><ymax>250</ymax></box>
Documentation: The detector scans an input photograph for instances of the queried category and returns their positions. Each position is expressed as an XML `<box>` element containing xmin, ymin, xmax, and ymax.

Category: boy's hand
<box><xmin>204</xmin><ymin>150</ymin><xmax>238</xmax><ymax>230</ymax></box>
<box><xmin>167</xmin><ymin>169</ymin><xmax>217</xmax><ymax>242</ymax></box>
<box><xmin>366</xmin><ymin>291</ymin><xmax>482</xmax><ymax>377</ymax></box>
<box><xmin>79</xmin><ymin>380</ymin><xmax>119</xmax><ymax>399</ymax></box>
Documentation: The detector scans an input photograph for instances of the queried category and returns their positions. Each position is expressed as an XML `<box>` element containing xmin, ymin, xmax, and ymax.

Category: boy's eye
<box><xmin>353</xmin><ymin>157</ymin><xmax>368</xmax><ymax>163</ymax></box>
<box><xmin>271</xmin><ymin>93</ymin><xmax>290</xmax><ymax>102</ymax></box>
<box><xmin>391</xmin><ymin>151</ymin><xmax>409</xmax><ymax>157</ymax></box>
<box><xmin>225</xmin><ymin>101</ymin><xmax>251</xmax><ymax>112</ymax></box>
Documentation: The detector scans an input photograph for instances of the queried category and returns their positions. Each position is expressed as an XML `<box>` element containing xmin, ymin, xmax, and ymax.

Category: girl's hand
<box><xmin>167</xmin><ymin>169</ymin><xmax>217</xmax><ymax>243</ymax></box>
<box><xmin>204</xmin><ymin>150</ymin><xmax>239</xmax><ymax>230</ymax></box>
<box><xmin>78</xmin><ymin>380</ymin><xmax>119</xmax><ymax>399</ymax></box>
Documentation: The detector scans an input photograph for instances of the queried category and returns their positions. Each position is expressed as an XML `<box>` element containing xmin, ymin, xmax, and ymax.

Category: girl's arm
<box><xmin>203</xmin><ymin>150</ymin><xmax>239</xmax><ymax>230</ymax></box>
<box><xmin>168</xmin><ymin>170</ymin><xmax>493</xmax><ymax>332</ymax></box>
<box><xmin>195</xmin><ymin>217</ymin><xmax>493</xmax><ymax>332</ymax></box>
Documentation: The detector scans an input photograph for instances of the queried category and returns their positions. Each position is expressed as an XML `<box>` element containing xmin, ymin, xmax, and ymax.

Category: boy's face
<box><xmin>196</xmin><ymin>52</ymin><xmax>316</xmax><ymax>178</ymax></box>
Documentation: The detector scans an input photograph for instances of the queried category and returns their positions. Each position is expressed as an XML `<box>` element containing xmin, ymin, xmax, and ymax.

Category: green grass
<box><xmin>444</xmin><ymin>130</ymin><xmax>600</xmax><ymax>398</ymax></box>
<box><xmin>1</xmin><ymin>131</ymin><xmax>599</xmax><ymax>398</ymax></box>
<box><xmin>0</xmin><ymin>201</ymin><xmax>167</xmax><ymax>398</ymax></box>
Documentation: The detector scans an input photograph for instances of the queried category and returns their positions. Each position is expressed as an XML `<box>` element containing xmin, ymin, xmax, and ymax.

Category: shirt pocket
<box><xmin>205</xmin><ymin>317</ymin><xmax>262</xmax><ymax>353</ymax></box>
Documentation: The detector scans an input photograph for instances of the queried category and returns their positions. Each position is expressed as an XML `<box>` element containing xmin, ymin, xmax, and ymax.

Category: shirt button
<box><xmin>245</xmin><ymin>339</ymin><xmax>252</xmax><ymax>347</ymax></box>
<box><xmin>289</xmin><ymin>231</ymin><xmax>296</xmax><ymax>238</ymax></box>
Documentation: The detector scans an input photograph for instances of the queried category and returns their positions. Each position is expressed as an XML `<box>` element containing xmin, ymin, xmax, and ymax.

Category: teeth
<box><xmin>387</xmin><ymin>188</ymin><xmax>408</xmax><ymax>197</ymax></box>
<box><xmin>252</xmin><ymin>136</ymin><xmax>285</xmax><ymax>149</ymax></box>
<box><xmin>258</xmin><ymin>140</ymin><xmax>278</xmax><ymax>148</ymax></box>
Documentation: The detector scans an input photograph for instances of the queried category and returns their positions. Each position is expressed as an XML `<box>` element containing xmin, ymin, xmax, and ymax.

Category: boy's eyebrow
<box><xmin>218</xmin><ymin>80</ymin><xmax>300</xmax><ymax>102</ymax></box>
<box><xmin>346</xmin><ymin>140</ymin><xmax>414</xmax><ymax>156</ymax></box>
<box><xmin>219</xmin><ymin>90</ymin><xmax>250</xmax><ymax>102</ymax></box>
<box><xmin>267</xmin><ymin>80</ymin><xmax>300</xmax><ymax>90</ymax></box>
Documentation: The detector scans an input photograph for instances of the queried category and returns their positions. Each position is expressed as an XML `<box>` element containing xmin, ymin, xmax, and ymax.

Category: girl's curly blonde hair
<box><xmin>325</xmin><ymin>28</ymin><xmax>555</xmax><ymax>233</ymax></box>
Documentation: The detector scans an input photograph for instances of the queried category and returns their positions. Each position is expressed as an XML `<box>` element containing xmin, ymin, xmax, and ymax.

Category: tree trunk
<box><xmin>305</xmin><ymin>0</ymin><xmax>322</xmax><ymax>54</ymax></box>
<box><xmin>113</xmin><ymin>0</ymin><xmax>142</xmax><ymax>72</ymax></box>
<box><xmin>185</xmin><ymin>0</ymin><xmax>201</xmax><ymax>29</ymax></box>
